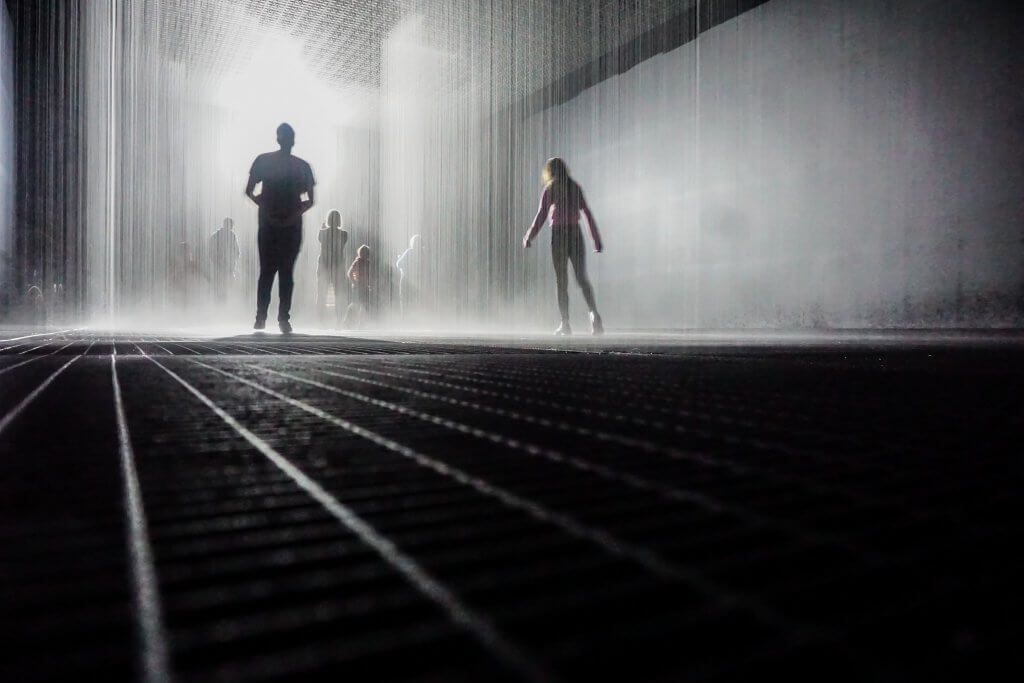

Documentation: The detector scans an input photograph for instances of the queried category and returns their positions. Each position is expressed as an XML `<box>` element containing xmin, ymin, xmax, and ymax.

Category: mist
<box><xmin>3</xmin><ymin>0</ymin><xmax>1023</xmax><ymax>331</ymax></box>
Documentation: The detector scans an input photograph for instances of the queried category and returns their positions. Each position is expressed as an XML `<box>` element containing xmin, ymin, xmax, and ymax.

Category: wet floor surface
<box><xmin>1</xmin><ymin>329</ymin><xmax>1021</xmax><ymax>681</ymax></box>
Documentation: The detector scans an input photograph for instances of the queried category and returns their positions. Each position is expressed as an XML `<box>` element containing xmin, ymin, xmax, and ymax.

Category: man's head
<box><xmin>358</xmin><ymin>244</ymin><xmax>370</xmax><ymax>258</ymax></box>
<box><xmin>223</xmin><ymin>217</ymin><xmax>234</xmax><ymax>231</ymax></box>
<box><xmin>409</xmin><ymin>234</ymin><xmax>420</xmax><ymax>250</ymax></box>
<box><xmin>276</xmin><ymin>123</ymin><xmax>295</xmax><ymax>150</ymax></box>
<box><xmin>326</xmin><ymin>209</ymin><xmax>342</xmax><ymax>229</ymax></box>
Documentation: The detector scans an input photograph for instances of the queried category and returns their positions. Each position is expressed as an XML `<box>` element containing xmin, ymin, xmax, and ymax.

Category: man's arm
<box><xmin>299</xmin><ymin>163</ymin><xmax>316</xmax><ymax>216</ymax></box>
<box><xmin>244</xmin><ymin>157</ymin><xmax>261</xmax><ymax>205</ymax></box>
<box><xmin>244</xmin><ymin>174</ymin><xmax>261</xmax><ymax>206</ymax></box>
<box><xmin>300</xmin><ymin>186</ymin><xmax>315</xmax><ymax>215</ymax></box>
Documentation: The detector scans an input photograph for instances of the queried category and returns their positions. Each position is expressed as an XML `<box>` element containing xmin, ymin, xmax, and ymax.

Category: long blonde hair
<box><xmin>542</xmin><ymin>157</ymin><xmax>581</xmax><ymax>207</ymax></box>
<box><xmin>542</xmin><ymin>157</ymin><xmax>570</xmax><ymax>186</ymax></box>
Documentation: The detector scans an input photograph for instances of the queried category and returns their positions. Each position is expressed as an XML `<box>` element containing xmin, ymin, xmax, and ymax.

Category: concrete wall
<box><xmin>520</xmin><ymin>0</ymin><xmax>1024</xmax><ymax>328</ymax></box>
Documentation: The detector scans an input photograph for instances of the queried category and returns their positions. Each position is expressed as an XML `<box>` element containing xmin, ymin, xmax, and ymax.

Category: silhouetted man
<box><xmin>245</xmin><ymin>123</ymin><xmax>315</xmax><ymax>333</ymax></box>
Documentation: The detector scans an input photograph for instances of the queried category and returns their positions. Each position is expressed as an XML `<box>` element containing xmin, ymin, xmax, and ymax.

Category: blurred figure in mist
<box><xmin>47</xmin><ymin>281</ymin><xmax>65</xmax><ymax>324</ymax></box>
<box><xmin>25</xmin><ymin>285</ymin><xmax>45</xmax><ymax>325</ymax></box>
<box><xmin>208</xmin><ymin>217</ymin><xmax>240</xmax><ymax>302</ymax></box>
<box><xmin>171</xmin><ymin>241</ymin><xmax>206</xmax><ymax>313</ymax></box>
<box><xmin>245</xmin><ymin>122</ymin><xmax>315</xmax><ymax>334</ymax></box>
<box><xmin>344</xmin><ymin>244</ymin><xmax>371</xmax><ymax>329</ymax></box>
<box><xmin>316</xmin><ymin>209</ymin><xmax>349</xmax><ymax>328</ymax></box>
<box><xmin>0</xmin><ymin>249</ymin><xmax>13</xmax><ymax>321</ymax></box>
<box><xmin>396</xmin><ymin>234</ymin><xmax>421</xmax><ymax>323</ymax></box>
<box><xmin>522</xmin><ymin>157</ymin><xmax>604</xmax><ymax>336</ymax></box>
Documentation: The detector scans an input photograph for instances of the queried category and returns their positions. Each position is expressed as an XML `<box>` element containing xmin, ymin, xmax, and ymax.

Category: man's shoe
<box><xmin>254</xmin><ymin>319</ymin><xmax>266</xmax><ymax>331</ymax></box>
<box><xmin>279</xmin><ymin>320</ymin><xmax>293</xmax><ymax>334</ymax></box>
<box><xmin>554</xmin><ymin>321</ymin><xmax>572</xmax><ymax>336</ymax></box>
<box><xmin>590</xmin><ymin>311</ymin><xmax>604</xmax><ymax>336</ymax></box>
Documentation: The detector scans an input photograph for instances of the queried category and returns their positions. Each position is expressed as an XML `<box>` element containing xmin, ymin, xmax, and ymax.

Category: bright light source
<box><xmin>217</xmin><ymin>35</ymin><xmax>344</xmax><ymax>124</ymax></box>
<box><xmin>212</xmin><ymin>34</ymin><xmax>347</xmax><ymax>224</ymax></box>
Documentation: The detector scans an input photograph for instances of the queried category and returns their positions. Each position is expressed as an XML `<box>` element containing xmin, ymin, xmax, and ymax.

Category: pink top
<box><xmin>525</xmin><ymin>182</ymin><xmax>602</xmax><ymax>248</ymax></box>
<box><xmin>348</xmin><ymin>256</ymin><xmax>369</xmax><ymax>286</ymax></box>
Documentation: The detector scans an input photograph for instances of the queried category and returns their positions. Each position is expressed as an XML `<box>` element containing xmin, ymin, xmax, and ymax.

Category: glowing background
<box><xmin>7</xmin><ymin>0</ymin><xmax>1024</xmax><ymax>330</ymax></box>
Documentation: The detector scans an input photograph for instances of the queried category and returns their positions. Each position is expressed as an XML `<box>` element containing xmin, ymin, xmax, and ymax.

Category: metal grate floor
<box><xmin>1</xmin><ymin>329</ymin><xmax>1021</xmax><ymax>681</ymax></box>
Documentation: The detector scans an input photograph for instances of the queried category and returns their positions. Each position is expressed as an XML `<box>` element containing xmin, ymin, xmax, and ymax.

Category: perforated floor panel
<box><xmin>2</xmin><ymin>329</ymin><xmax>1021</xmax><ymax>681</ymax></box>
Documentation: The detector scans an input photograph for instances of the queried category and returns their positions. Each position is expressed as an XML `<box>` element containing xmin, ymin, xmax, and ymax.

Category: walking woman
<box><xmin>522</xmin><ymin>157</ymin><xmax>604</xmax><ymax>335</ymax></box>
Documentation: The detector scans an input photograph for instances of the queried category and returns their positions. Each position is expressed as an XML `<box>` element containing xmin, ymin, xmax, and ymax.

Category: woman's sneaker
<box><xmin>554</xmin><ymin>321</ymin><xmax>572</xmax><ymax>336</ymax></box>
<box><xmin>590</xmin><ymin>312</ymin><xmax>604</xmax><ymax>335</ymax></box>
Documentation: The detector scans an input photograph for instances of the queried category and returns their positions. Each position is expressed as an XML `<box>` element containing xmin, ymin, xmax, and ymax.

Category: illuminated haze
<box><xmin>6</xmin><ymin>0</ymin><xmax>1023</xmax><ymax>332</ymax></box>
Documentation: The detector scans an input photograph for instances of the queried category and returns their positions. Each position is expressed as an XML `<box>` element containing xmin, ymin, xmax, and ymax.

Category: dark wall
<box><xmin>517</xmin><ymin>0</ymin><xmax>1024</xmax><ymax>328</ymax></box>
<box><xmin>8</xmin><ymin>0</ymin><xmax>85</xmax><ymax>315</ymax></box>
<box><xmin>0</xmin><ymin>0</ymin><xmax>13</xmax><ymax>306</ymax></box>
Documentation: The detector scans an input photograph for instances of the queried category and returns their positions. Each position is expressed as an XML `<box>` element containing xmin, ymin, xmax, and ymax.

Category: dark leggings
<box><xmin>317</xmin><ymin>266</ymin><xmax>348</xmax><ymax>322</ymax></box>
<box><xmin>256</xmin><ymin>225</ymin><xmax>302</xmax><ymax>322</ymax></box>
<box><xmin>551</xmin><ymin>223</ymin><xmax>597</xmax><ymax>322</ymax></box>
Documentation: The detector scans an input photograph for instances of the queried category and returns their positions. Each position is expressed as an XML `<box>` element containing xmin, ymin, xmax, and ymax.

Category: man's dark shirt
<box><xmin>249</xmin><ymin>151</ymin><xmax>315</xmax><ymax>228</ymax></box>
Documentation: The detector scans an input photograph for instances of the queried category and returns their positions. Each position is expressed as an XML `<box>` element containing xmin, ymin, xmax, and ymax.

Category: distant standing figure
<box><xmin>317</xmin><ymin>209</ymin><xmax>349</xmax><ymax>327</ymax></box>
<box><xmin>245</xmin><ymin>122</ymin><xmax>315</xmax><ymax>334</ymax></box>
<box><xmin>171</xmin><ymin>241</ymin><xmax>205</xmax><ymax>310</ymax></box>
<box><xmin>396</xmin><ymin>234</ymin><xmax>421</xmax><ymax>320</ymax></box>
<box><xmin>48</xmin><ymin>281</ymin><xmax>65</xmax><ymax>323</ymax></box>
<box><xmin>209</xmin><ymin>217</ymin><xmax>240</xmax><ymax>300</ymax></box>
<box><xmin>26</xmin><ymin>285</ymin><xmax>45</xmax><ymax>325</ymax></box>
<box><xmin>344</xmin><ymin>244</ymin><xmax>371</xmax><ymax>328</ymax></box>
<box><xmin>522</xmin><ymin>157</ymin><xmax>604</xmax><ymax>335</ymax></box>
